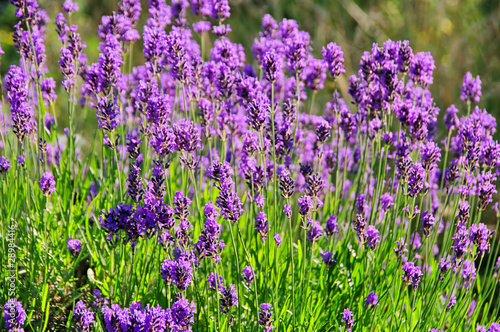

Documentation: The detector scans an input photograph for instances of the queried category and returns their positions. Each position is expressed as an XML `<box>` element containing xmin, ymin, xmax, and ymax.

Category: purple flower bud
<box><xmin>0</xmin><ymin>156</ymin><xmax>12</xmax><ymax>174</ymax></box>
<box><xmin>365</xmin><ymin>292</ymin><xmax>378</xmax><ymax>309</ymax></box>
<box><xmin>219</xmin><ymin>284</ymin><xmax>238</xmax><ymax>314</ymax></box>
<box><xmin>321</xmin><ymin>42</ymin><xmax>345</xmax><ymax>78</ymax></box>
<box><xmin>402</xmin><ymin>262</ymin><xmax>422</xmax><ymax>289</ymax></box>
<box><xmin>258</xmin><ymin>303</ymin><xmax>274</xmax><ymax>332</ymax></box>
<box><xmin>420</xmin><ymin>211</ymin><xmax>435</xmax><ymax>237</ymax></box>
<box><xmin>2</xmin><ymin>298</ymin><xmax>26</xmax><ymax>331</ymax></box>
<box><xmin>461</xmin><ymin>72</ymin><xmax>481</xmax><ymax>103</ymax></box>
<box><xmin>320</xmin><ymin>250</ymin><xmax>335</xmax><ymax>267</ymax></box>
<box><xmin>461</xmin><ymin>259</ymin><xmax>476</xmax><ymax>291</ymax></box>
<box><xmin>212</xmin><ymin>24</ymin><xmax>231</xmax><ymax>37</ymax></box>
<box><xmin>364</xmin><ymin>225</ymin><xmax>380</xmax><ymax>250</ymax></box>
<box><xmin>62</xmin><ymin>0</ymin><xmax>79</xmax><ymax>13</ymax></box>
<box><xmin>409</xmin><ymin>52</ymin><xmax>435</xmax><ymax>87</ymax></box>
<box><xmin>207</xmin><ymin>272</ymin><xmax>223</xmax><ymax>291</ymax></box>
<box><xmin>262</xmin><ymin>51</ymin><xmax>282</xmax><ymax>83</ymax></box>
<box><xmin>193</xmin><ymin>21</ymin><xmax>211</xmax><ymax>34</ymax></box>
<box><xmin>40</xmin><ymin>171</ymin><xmax>56</xmax><ymax>196</ymax></box>
<box><xmin>66</xmin><ymin>236</ymin><xmax>82</xmax><ymax>257</ymax></box>
<box><xmin>255</xmin><ymin>212</ymin><xmax>269</xmax><ymax>242</ymax></box>
<box><xmin>273</xmin><ymin>234</ymin><xmax>282</xmax><ymax>247</ymax></box>
<box><xmin>341</xmin><ymin>308</ymin><xmax>354</xmax><ymax>332</ymax></box>
<box><xmin>73</xmin><ymin>300</ymin><xmax>95</xmax><ymax>331</ymax></box>
<box><xmin>241</xmin><ymin>265</ymin><xmax>255</xmax><ymax>285</ymax></box>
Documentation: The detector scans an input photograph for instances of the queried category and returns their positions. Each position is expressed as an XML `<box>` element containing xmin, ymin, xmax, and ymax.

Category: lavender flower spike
<box><xmin>321</xmin><ymin>42</ymin><xmax>345</xmax><ymax>78</ymax></box>
<box><xmin>258</xmin><ymin>303</ymin><xmax>274</xmax><ymax>332</ymax></box>
<box><xmin>40</xmin><ymin>171</ymin><xmax>56</xmax><ymax>196</ymax></box>
<box><xmin>461</xmin><ymin>72</ymin><xmax>481</xmax><ymax>103</ymax></box>
<box><xmin>3</xmin><ymin>298</ymin><xmax>27</xmax><ymax>331</ymax></box>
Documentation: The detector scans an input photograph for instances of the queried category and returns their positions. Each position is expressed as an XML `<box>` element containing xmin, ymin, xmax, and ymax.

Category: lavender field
<box><xmin>0</xmin><ymin>0</ymin><xmax>500</xmax><ymax>331</ymax></box>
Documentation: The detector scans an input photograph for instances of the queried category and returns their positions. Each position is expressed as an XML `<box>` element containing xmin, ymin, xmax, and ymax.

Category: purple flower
<box><xmin>216</xmin><ymin>180</ymin><xmax>243</xmax><ymax>223</ymax></box>
<box><xmin>304</xmin><ymin>58</ymin><xmax>327</xmax><ymax>91</ymax></box>
<box><xmin>0</xmin><ymin>156</ymin><xmax>12</xmax><ymax>174</ymax></box>
<box><xmin>98</xmin><ymin>34</ymin><xmax>124</xmax><ymax>93</ymax></box>
<box><xmin>321</xmin><ymin>42</ymin><xmax>345</xmax><ymax>78</ymax></box>
<box><xmin>193</xmin><ymin>21</ymin><xmax>211</xmax><ymax>34</ymax></box>
<box><xmin>298</xmin><ymin>195</ymin><xmax>314</xmax><ymax>216</ymax></box>
<box><xmin>341</xmin><ymin>308</ymin><xmax>354</xmax><ymax>332</ymax></box>
<box><xmin>407</xmin><ymin>162</ymin><xmax>426</xmax><ymax>197</ymax></box>
<box><xmin>283</xmin><ymin>204</ymin><xmax>292</xmax><ymax>219</ymax></box>
<box><xmin>207</xmin><ymin>272</ymin><xmax>223</xmax><ymax>291</ymax></box>
<box><xmin>307</xmin><ymin>221</ymin><xmax>323</xmax><ymax>242</ymax></box>
<box><xmin>212</xmin><ymin>24</ymin><xmax>231</xmax><ymax>37</ymax></box>
<box><xmin>325</xmin><ymin>215</ymin><xmax>338</xmax><ymax>236</ymax></box>
<box><xmin>150</xmin><ymin>123</ymin><xmax>176</xmax><ymax>157</ymax></box>
<box><xmin>262</xmin><ymin>51</ymin><xmax>282</xmax><ymax>83</ymax></box>
<box><xmin>316</xmin><ymin>120</ymin><xmax>331</xmax><ymax>144</ymax></box>
<box><xmin>452</xmin><ymin>222</ymin><xmax>470</xmax><ymax>261</ymax></box>
<box><xmin>478</xmin><ymin>171</ymin><xmax>497</xmax><ymax>211</ymax></box>
<box><xmin>461</xmin><ymin>72</ymin><xmax>481</xmax><ymax>103</ymax></box>
<box><xmin>402</xmin><ymin>262</ymin><xmax>423</xmax><ymax>289</ymax></box>
<box><xmin>420</xmin><ymin>141</ymin><xmax>441</xmax><ymax>171</ymax></box>
<box><xmin>40</xmin><ymin>171</ymin><xmax>56</xmax><ymax>196</ymax></box>
<box><xmin>380</xmin><ymin>193</ymin><xmax>394</xmax><ymax>211</ymax></box>
<box><xmin>444</xmin><ymin>105</ymin><xmax>460</xmax><ymax>131</ymax></box>
<box><xmin>62</xmin><ymin>0</ymin><xmax>79</xmax><ymax>13</ymax></box>
<box><xmin>173</xmin><ymin>119</ymin><xmax>201</xmax><ymax>153</ymax></box>
<box><xmin>3</xmin><ymin>298</ymin><xmax>26</xmax><ymax>331</ymax></box>
<box><xmin>4</xmin><ymin>65</ymin><xmax>34</xmax><ymax>142</ymax></box>
<box><xmin>365</xmin><ymin>292</ymin><xmax>378</xmax><ymax>309</ymax></box>
<box><xmin>409</xmin><ymin>52</ymin><xmax>435</xmax><ymax>86</ymax></box>
<box><xmin>461</xmin><ymin>259</ymin><xmax>476</xmax><ymax>291</ymax></box>
<box><xmin>127</xmin><ymin>162</ymin><xmax>144</xmax><ymax>203</ymax></box>
<box><xmin>285</xmin><ymin>32</ymin><xmax>310</xmax><ymax>76</ymax></box>
<box><xmin>258</xmin><ymin>303</ymin><xmax>274</xmax><ymax>332</ymax></box>
<box><xmin>469</xmin><ymin>223</ymin><xmax>494</xmax><ymax>254</ymax></box>
<box><xmin>103</xmin><ymin>304</ymin><xmax>132</xmax><ymax>331</ymax></box>
<box><xmin>488</xmin><ymin>323</ymin><xmax>500</xmax><ymax>332</ymax></box>
<box><xmin>446</xmin><ymin>294</ymin><xmax>456</xmax><ymax>312</ymax></box>
<box><xmin>273</xmin><ymin>234</ymin><xmax>282</xmax><ymax>247</ymax></box>
<box><xmin>320</xmin><ymin>250</ymin><xmax>335</xmax><ymax>267</ymax></box>
<box><xmin>211</xmin><ymin>0</ymin><xmax>231</xmax><ymax>21</ymax></box>
<box><xmin>241</xmin><ymin>265</ymin><xmax>255</xmax><ymax>285</ymax></box>
<box><xmin>173</xmin><ymin>191</ymin><xmax>192</xmax><ymax>221</ymax></box>
<box><xmin>420</xmin><ymin>211</ymin><xmax>435</xmax><ymax>237</ymax></box>
<box><xmin>171</xmin><ymin>297</ymin><xmax>196</xmax><ymax>329</ymax></box>
<box><xmin>255</xmin><ymin>212</ymin><xmax>270</xmax><ymax>242</ymax></box>
<box><xmin>195</xmin><ymin>203</ymin><xmax>225</xmax><ymax>263</ymax></box>
<box><xmin>95</xmin><ymin>96</ymin><xmax>119</xmax><ymax>132</ymax></box>
<box><xmin>41</xmin><ymin>78</ymin><xmax>58</xmax><ymax>105</ymax></box>
<box><xmin>219</xmin><ymin>284</ymin><xmax>238</xmax><ymax>314</ymax></box>
<box><xmin>364</xmin><ymin>225</ymin><xmax>380</xmax><ymax>250</ymax></box>
<box><xmin>438</xmin><ymin>258</ymin><xmax>452</xmax><ymax>281</ymax></box>
<box><xmin>66</xmin><ymin>236</ymin><xmax>82</xmax><ymax>257</ymax></box>
<box><xmin>160</xmin><ymin>258</ymin><xmax>193</xmax><ymax>291</ymax></box>
<box><xmin>207</xmin><ymin>160</ymin><xmax>234</xmax><ymax>186</ymax></box>
<box><xmin>246</xmin><ymin>92</ymin><xmax>270</xmax><ymax>132</ymax></box>
<box><xmin>73</xmin><ymin>300</ymin><xmax>94</xmax><ymax>332</ymax></box>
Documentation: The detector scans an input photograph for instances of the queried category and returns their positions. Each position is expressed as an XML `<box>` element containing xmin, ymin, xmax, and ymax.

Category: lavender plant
<box><xmin>0</xmin><ymin>0</ymin><xmax>499</xmax><ymax>331</ymax></box>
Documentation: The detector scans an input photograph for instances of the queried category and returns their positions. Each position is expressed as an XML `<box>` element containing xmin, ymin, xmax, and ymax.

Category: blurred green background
<box><xmin>1</xmin><ymin>0</ymin><xmax>499</xmax><ymax>113</ymax></box>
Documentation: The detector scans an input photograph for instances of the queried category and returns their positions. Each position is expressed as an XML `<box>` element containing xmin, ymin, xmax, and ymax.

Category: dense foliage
<box><xmin>0</xmin><ymin>0</ymin><xmax>499</xmax><ymax>331</ymax></box>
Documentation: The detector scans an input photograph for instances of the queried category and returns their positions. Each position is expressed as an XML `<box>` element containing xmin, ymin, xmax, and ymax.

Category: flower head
<box><xmin>341</xmin><ymin>308</ymin><xmax>354</xmax><ymax>332</ymax></box>
<box><xmin>3</xmin><ymin>298</ymin><xmax>26</xmax><ymax>331</ymax></box>
<box><xmin>40</xmin><ymin>171</ymin><xmax>56</xmax><ymax>196</ymax></box>
<box><xmin>66</xmin><ymin>237</ymin><xmax>82</xmax><ymax>257</ymax></box>
<box><xmin>258</xmin><ymin>303</ymin><xmax>274</xmax><ymax>332</ymax></box>
<box><xmin>461</xmin><ymin>72</ymin><xmax>481</xmax><ymax>103</ymax></box>
<box><xmin>365</xmin><ymin>292</ymin><xmax>378</xmax><ymax>309</ymax></box>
